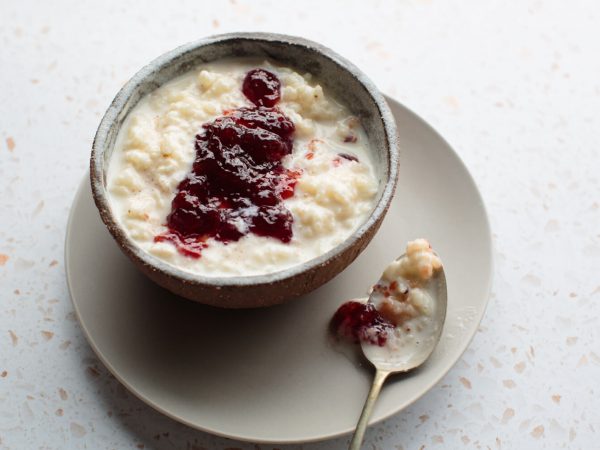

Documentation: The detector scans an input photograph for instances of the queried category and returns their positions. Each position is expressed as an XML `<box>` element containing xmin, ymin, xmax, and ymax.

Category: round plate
<box><xmin>66</xmin><ymin>96</ymin><xmax>492</xmax><ymax>444</ymax></box>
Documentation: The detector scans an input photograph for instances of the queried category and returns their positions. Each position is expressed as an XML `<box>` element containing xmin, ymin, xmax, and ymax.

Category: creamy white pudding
<box><xmin>107</xmin><ymin>59</ymin><xmax>378</xmax><ymax>277</ymax></box>
<box><xmin>364</xmin><ymin>239</ymin><xmax>443</xmax><ymax>360</ymax></box>
<box><xmin>331</xmin><ymin>239</ymin><xmax>444</xmax><ymax>357</ymax></box>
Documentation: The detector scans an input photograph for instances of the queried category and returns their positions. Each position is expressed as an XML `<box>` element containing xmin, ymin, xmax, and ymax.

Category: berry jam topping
<box><xmin>155</xmin><ymin>69</ymin><xmax>299</xmax><ymax>258</ymax></box>
<box><xmin>330</xmin><ymin>301</ymin><xmax>394</xmax><ymax>346</ymax></box>
<box><xmin>338</xmin><ymin>153</ymin><xmax>359</xmax><ymax>162</ymax></box>
<box><xmin>333</xmin><ymin>152</ymin><xmax>360</xmax><ymax>167</ymax></box>
<box><xmin>242</xmin><ymin>68</ymin><xmax>281</xmax><ymax>107</ymax></box>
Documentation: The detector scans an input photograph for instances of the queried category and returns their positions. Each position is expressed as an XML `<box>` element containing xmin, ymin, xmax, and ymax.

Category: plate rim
<box><xmin>65</xmin><ymin>95</ymin><xmax>493</xmax><ymax>444</ymax></box>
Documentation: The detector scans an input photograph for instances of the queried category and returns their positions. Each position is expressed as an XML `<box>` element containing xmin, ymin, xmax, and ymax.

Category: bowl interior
<box><xmin>92</xmin><ymin>33</ymin><xmax>398</xmax><ymax>285</ymax></box>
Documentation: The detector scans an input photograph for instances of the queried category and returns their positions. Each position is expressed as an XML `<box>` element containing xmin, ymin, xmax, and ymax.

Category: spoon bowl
<box><xmin>362</xmin><ymin>266</ymin><xmax>447</xmax><ymax>372</ymax></box>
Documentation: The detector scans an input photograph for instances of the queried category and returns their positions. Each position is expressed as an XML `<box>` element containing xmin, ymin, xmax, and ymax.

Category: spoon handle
<box><xmin>349</xmin><ymin>368</ymin><xmax>391</xmax><ymax>450</ymax></box>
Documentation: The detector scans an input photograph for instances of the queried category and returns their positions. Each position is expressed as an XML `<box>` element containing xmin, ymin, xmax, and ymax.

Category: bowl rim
<box><xmin>90</xmin><ymin>32</ymin><xmax>399</xmax><ymax>288</ymax></box>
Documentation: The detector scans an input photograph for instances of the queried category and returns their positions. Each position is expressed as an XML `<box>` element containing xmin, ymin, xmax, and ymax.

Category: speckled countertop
<box><xmin>1</xmin><ymin>1</ymin><xmax>599</xmax><ymax>449</ymax></box>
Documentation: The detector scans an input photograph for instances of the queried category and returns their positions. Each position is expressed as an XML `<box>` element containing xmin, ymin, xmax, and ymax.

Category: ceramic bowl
<box><xmin>90</xmin><ymin>32</ymin><xmax>399</xmax><ymax>308</ymax></box>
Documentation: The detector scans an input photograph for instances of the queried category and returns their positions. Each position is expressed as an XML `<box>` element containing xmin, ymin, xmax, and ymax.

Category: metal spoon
<box><xmin>349</xmin><ymin>256</ymin><xmax>447</xmax><ymax>450</ymax></box>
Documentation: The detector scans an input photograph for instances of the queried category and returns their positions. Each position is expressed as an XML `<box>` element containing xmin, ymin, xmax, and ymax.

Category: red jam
<box><xmin>242</xmin><ymin>68</ymin><xmax>281</xmax><ymax>107</ymax></box>
<box><xmin>330</xmin><ymin>301</ymin><xmax>394</xmax><ymax>346</ymax></box>
<box><xmin>155</xmin><ymin>69</ymin><xmax>299</xmax><ymax>257</ymax></box>
<box><xmin>332</xmin><ymin>152</ymin><xmax>360</xmax><ymax>167</ymax></box>
<box><xmin>338</xmin><ymin>153</ymin><xmax>359</xmax><ymax>162</ymax></box>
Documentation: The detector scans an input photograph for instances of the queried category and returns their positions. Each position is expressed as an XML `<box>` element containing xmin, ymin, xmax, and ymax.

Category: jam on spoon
<box><xmin>330</xmin><ymin>300</ymin><xmax>393</xmax><ymax>346</ymax></box>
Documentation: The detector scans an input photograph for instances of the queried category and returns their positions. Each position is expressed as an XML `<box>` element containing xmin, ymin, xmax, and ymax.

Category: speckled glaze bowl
<box><xmin>90</xmin><ymin>32</ymin><xmax>399</xmax><ymax>308</ymax></box>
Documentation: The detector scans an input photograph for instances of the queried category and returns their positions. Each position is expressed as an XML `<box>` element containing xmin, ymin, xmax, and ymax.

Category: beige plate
<box><xmin>65</xmin><ymin>96</ymin><xmax>493</xmax><ymax>444</ymax></box>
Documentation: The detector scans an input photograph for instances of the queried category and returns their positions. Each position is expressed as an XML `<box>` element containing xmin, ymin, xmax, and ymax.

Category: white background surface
<box><xmin>1</xmin><ymin>0</ymin><xmax>599</xmax><ymax>449</ymax></box>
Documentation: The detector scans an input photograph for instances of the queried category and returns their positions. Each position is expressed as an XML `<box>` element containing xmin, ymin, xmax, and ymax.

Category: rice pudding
<box><xmin>331</xmin><ymin>239</ymin><xmax>443</xmax><ymax>352</ymax></box>
<box><xmin>107</xmin><ymin>59</ymin><xmax>378</xmax><ymax>277</ymax></box>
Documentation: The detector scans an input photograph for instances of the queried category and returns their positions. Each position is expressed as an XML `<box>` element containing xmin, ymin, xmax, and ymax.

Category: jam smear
<box><xmin>338</xmin><ymin>153</ymin><xmax>359</xmax><ymax>162</ymax></box>
<box><xmin>333</xmin><ymin>153</ymin><xmax>360</xmax><ymax>167</ymax></box>
<box><xmin>155</xmin><ymin>69</ymin><xmax>299</xmax><ymax>257</ymax></box>
<box><xmin>242</xmin><ymin>68</ymin><xmax>281</xmax><ymax>107</ymax></box>
<box><xmin>330</xmin><ymin>301</ymin><xmax>394</xmax><ymax>346</ymax></box>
